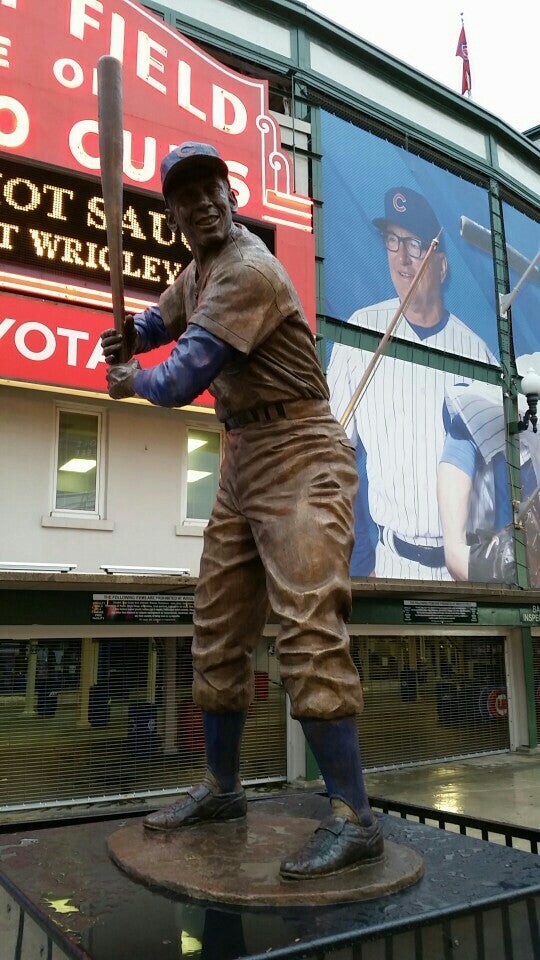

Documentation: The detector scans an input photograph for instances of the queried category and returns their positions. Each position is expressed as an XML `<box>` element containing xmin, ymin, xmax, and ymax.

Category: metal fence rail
<box><xmin>369</xmin><ymin>794</ymin><xmax>540</xmax><ymax>854</ymax></box>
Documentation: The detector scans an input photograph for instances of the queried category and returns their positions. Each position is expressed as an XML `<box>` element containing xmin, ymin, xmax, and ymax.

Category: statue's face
<box><xmin>165</xmin><ymin>171</ymin><xmax>237</xmax><ymax>259</ymax></box>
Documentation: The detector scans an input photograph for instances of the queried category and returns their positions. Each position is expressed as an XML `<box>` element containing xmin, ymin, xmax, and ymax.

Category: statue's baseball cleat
<box><xmin>143</xmin><ymin>783</ymin><xmax>247</xmax><ymax>831</ymax></box>
<box><xmin>280</xmin><ymin>815</ymin><xmax>384</xmax><ymax>880</ymax></box>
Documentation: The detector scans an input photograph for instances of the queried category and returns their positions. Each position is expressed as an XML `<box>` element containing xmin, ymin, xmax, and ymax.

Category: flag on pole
<box><xmin>456</xmin><ymin>22</ymin><xmax>472</xmax><ymax>96</ymax></box>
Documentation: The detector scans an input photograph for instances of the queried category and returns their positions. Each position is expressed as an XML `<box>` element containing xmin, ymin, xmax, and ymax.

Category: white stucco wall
<box><xmin>0</xmin><ymin>385</ymin><xmax>218</xmax><ymax>575</ymax></box>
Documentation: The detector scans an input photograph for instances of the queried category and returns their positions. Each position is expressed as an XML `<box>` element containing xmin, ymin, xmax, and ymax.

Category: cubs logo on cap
<box><xmin>392</xmin><ymin>192</ymin><xmax>407</xmax><ymax>214</ymax></box>
<box><xmin>373</xmin><ymin>186</ymin><xmax>441</xmax><ymax>246</ymax></box>
<box><xmin>160</xmin><ymin>142</ymin><xmax>229</xmax><ymax>196</ymax></box>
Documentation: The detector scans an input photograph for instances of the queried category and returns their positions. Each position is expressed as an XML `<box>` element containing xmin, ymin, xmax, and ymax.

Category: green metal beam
<box><xmin>309</xmin><ymin>105</ymin><xmax>326</xmax><ymax>323</ymax></box>
<box><xmin>488</xmin><ymin>181</ymin><xmax>529</xmax><ymax>590</ymax></box>
<box><xmin>520</xmin><ymin>626</ymin><xmax>539</xmax><ymax>748</ymax></box>
<box><xmin>292</xmin><ymin>22</ymin><xmax>311</xmax><ymax>72</ymax></box>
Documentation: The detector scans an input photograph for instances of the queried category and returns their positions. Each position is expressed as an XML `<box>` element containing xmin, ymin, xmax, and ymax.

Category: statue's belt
<box><xmin>223</xmin><ymin>398</ymin><xmax>330</xmax><ymax>431</ymax></box>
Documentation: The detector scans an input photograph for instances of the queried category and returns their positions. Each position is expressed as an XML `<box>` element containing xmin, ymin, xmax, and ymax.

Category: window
<box><xmin>53</xmin><ymin>408</ymin><xmax>103</xmax><ymax>516</ymax></box>
<box><xmin>185</xmin><ymin>428</ymin><xmax>220</xmax><ymax>522</ymax></box>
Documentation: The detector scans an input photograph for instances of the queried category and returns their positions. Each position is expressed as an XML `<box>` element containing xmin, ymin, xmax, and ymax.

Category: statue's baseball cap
<box><xmin>160</xmin><ymin>142</ymin><xmax>229</xmax><ymax>196</ymax></box>
<box><xmin>373</xmin><ymin>187</ymin><xmax>441</xmax><ymax>246</ymax></box>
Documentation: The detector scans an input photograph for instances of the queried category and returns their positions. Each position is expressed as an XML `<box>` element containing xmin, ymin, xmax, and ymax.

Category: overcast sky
<box><xmin>303</xmin><ymin>0</ymin><xmax>539</xmax><ymax>135</ymax></box>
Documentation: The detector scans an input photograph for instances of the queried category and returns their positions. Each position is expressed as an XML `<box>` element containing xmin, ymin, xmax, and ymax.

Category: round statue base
<box><xmin>108</xmin><ymin>810</ymin><xmax>424</xmax><ymax>906</ymax></box>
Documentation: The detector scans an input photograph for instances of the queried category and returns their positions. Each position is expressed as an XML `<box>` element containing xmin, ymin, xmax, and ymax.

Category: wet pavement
<box><xmin>2</xmin><ymin>752</ymin><xmax>540</xmax><ymax>829</ymax></box>
<box><xmin>1</xmin><ymin>792</ymin><xmax>540</xmax><ymax>960</ymax></box>
<box><xmin>365</xmin><ymin>752</ymin><xmax>540</xmax><ymax>828</ymax></box>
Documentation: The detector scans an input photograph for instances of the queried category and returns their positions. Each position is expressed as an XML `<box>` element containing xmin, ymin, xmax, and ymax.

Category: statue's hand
<box><xmin>106</xmin><ymin>359</ymin><xmax>141</xmax><ymax>400</ymax></box>
<box><xmin>100</xmin><ymin>315</ymin><xmax>139</xmax><ymax>364</ymax></box>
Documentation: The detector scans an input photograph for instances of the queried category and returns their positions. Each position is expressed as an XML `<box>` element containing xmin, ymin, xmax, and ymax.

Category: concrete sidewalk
<box><xmin>365</xmin><ymin>752</ymin><xmax>540</xmax><ymax>829</ymax></box>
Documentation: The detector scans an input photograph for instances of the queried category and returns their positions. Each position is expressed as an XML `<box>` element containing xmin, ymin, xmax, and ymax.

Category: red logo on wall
<box><xmin>486</xmin><ymin>688</ymin><xmax>508</xmax><ymax>719</ymax></box>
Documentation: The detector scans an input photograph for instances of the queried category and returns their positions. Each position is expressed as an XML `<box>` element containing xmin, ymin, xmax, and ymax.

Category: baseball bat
<box><xmin>460</xmin><ymin>216</ymin><xmax>540</xmax><ymax>287</ymax></box>
<box><xmin>97</xmin><ymin>55</ymin><xmax>127</xmax><ymax>362</ymax></box>
<box><xmin>340</xmin><ymin>232</ymin><xmax>442</xmax><ymax>431</ymax></box>
<box><xmin>517</xmin><ymin>482</ymin><xmax>540</xmax><ymax>524</ymax></box>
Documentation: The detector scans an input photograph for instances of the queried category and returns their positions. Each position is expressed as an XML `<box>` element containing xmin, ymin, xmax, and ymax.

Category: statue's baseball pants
<box><xmin>192</xmin><ymin>409</ymin><xmax>363</xmax><ymax>719</ymax></box>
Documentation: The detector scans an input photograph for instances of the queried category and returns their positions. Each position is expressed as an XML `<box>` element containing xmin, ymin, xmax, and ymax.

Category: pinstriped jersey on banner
<box><xmin>327</xmin><ymin>298</ymin><xmax>498</xmax><ymax>578</ymax></box>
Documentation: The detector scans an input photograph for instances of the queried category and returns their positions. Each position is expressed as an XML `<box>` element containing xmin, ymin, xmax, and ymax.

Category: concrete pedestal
<box><xmin>1</xmin><ymin>792</ymin><xmax>540</xmax><ymax>959</ymax></box>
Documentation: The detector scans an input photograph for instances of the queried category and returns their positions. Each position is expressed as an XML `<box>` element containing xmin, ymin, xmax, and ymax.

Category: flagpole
<box><xmin>457</xmin><ymin>13</ymin><xmax>472</xmax><ymax>99</ymax></box>
<box><xmin>461</xmin><ymin>13</ymin><xmax>470</xmax><ymax>99</ymax></box>
<box><xmin>460</xmin><ymin>13</ymin><xmax>466</xmax><ymax>99</ymax></box>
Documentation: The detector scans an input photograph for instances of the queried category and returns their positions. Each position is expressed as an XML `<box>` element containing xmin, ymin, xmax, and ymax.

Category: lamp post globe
<box><xmin>520</xmin><ymin>368</ymin><xmax>540</xmax><ymax>398</ymax></box>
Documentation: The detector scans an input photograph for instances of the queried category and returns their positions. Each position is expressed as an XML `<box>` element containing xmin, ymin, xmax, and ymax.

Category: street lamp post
<box><xmin>515</xmin><ymin>367</ymin><xmax>540</xmax><ymax>433</ymax></box>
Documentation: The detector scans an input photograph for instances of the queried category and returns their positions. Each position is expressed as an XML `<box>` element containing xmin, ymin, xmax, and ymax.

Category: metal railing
<box><xmin>369</xmin><ymin>794</ymin><xmax>540</xmax><ymax>854</ymax></box>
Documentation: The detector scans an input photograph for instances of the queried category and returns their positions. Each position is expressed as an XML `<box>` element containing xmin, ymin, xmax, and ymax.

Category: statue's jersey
<box><xmin>159</xmin><ymin>223</ymin><xmax>328</xmax><ymax>422</ymax></box>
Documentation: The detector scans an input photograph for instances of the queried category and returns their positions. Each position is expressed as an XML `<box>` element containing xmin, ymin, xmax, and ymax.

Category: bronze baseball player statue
<box><xmin>101</xmin><ymin>142</ymin><xmax>383</xmax><ymax>879</ymax></box>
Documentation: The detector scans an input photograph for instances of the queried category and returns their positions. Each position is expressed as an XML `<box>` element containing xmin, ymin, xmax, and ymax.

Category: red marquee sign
<box><xmin>0</xmin><ymin>0</ymin><xmax>315</xmax><ymax>396</ymax></box>
<box><xmin>0</xmin><ymin>290</ymin><xmax>214</xmax><ymax>402</ymax></box>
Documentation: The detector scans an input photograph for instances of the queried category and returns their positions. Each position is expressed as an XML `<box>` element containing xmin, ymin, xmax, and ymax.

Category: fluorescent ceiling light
<box><xmin>0</xmin><ymin>561</ymin><xmax>77</xmax><ymax>572</ymax></box>
<box><xmin>100</xmin><ymin>565</ymin><xmax>190</xmax><ymax>575</ymax></box>
<box><xmin>59</xmin><ymin>458</ymin><xmax>96</xmax><ymax>473</ymax></box>
<box><xmin>187</xmin><ymin>470</ymin><xmax>211</xmax><ymax>483</ymax></box>
<box><xmin>187</xmin><ymin>438</ymin><xmax>207</xmax><ymax>452</ymax></box>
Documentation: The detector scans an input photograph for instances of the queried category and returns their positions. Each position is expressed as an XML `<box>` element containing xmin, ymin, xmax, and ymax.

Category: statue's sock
<box><xmin>300</xmin><ymin>716</ymin><xmax>372</xmax><ymax>823</ymax></box>
<box><xmin>202</xmin><ymin>709</ymin><xmax>246</xmax><ymax>794</ymax></box>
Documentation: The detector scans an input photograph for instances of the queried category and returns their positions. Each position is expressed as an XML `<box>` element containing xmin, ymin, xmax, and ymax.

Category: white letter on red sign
<box><xmin>0</xmin><ymin>35</ymin><xmax>11</xmax><ymax>68</ymax></box>
<box><xmin>0</xmin><ymin>96</ymin><xmax>29</xmax><ymax>148</ymax></box>
<box><xmin>57</xmin><ymin>327</ymin><xmax>90</xmax><ymax>366</ymax></box>
<box><xmin>137</xmin><ymin>31</ymin><xmax>167</xmax><ymax>95</ymax></box>
<box><xmin>213</xmin><ymin>87</ymin><xmax>247</xmax><ymax>135</ymax></box>
<box><xmin>53</xmin><ymin>58</ymin><xmax>85</xmax><ymax>89</ymax></box>
<box><xmin>177</xmin><ymin>62</ymin><xmax>206</xmax><ymax>123</ymax></box>
<box><xmin>70</xmin><ymin>0</ymin><xmax>103</xmax><ymax>40</ymax></box>
<box><xmin>69</xmin><ymin>120</ymin><xmax>100</xmax><ymax>170</ymax></box>
<box><xmin>87</xmin><ymin>337</ymin><xmax>107</xmax><ymax>369</ymax></box>
<box><xmin>109</xmin><ymin>13</ymin><xmax>125</xmax><ymax>61</ymax></box>
<box><xmin>0</xmin><ymin>317</ymin><xmax>16</xmax><ymax>342</ymax></box>
<box><xmin>227</xmin><ymin>161</ymin><xmax>250</xmax><ymax>208</ymax></box>
<box><xmin>123</xmin><ymin>131</ymin><xmax>156</xmax><ymax>183</ymax></box>
<box><xmin>15</xmin><ymin>322</ymin><xmax>55</xmax><ymax>361</ymax></box>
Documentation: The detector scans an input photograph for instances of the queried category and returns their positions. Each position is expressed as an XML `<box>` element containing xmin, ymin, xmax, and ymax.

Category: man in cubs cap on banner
<box><xmin>328</xmin><ymin>185</ymin><xmax>497</xmax><ymax>582</ymax></box>
<box><xmin>100</xmin><ymin>142</ymin><xmax>384</xmax><ymax>878</ymax></box>
<box><xmin>372</xmin><ymin>186</ymin><xmax>443</xmax><ymax>250</ymax></box>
